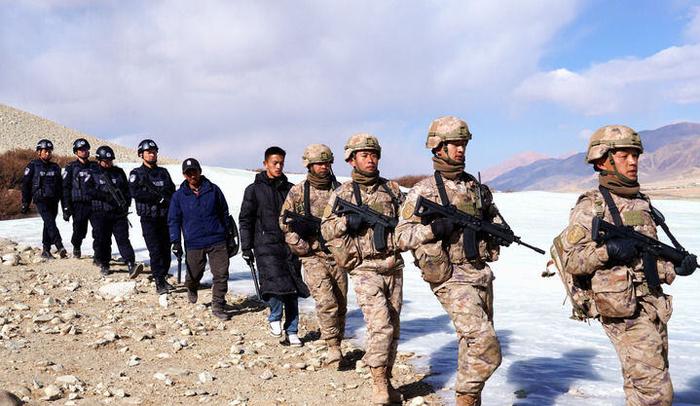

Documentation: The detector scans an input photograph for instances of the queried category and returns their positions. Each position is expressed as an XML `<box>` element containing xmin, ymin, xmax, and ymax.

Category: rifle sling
<box><xmin>304</xmin><ymin>180</ymin><xmax>311</xmax><ymax>216</ymax></box>
<box><xmin>598</xmin><ymin>186</ymin><xmax>624</xmax><ymax>226</ymax></box>
<box><xmin>351</xmin><ymin>179</ymin><xmax>400</xmax><ymax>215</ymax></box>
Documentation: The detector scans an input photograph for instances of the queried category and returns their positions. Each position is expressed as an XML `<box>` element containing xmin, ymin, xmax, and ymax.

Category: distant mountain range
<box><xmin>488</xmin><ymin>123</ymin><xmax>700</xmax><ymax>197</ymax></box>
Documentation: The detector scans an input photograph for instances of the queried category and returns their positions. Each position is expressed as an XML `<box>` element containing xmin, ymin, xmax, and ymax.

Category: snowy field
<box><xmin>2</xmin><ymin>164</ymin><xmax>699</xmax><ymax>405</ymax></box>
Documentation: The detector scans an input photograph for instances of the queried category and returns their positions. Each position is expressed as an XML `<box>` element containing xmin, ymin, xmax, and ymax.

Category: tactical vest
<box><xmin>31</xmin><ymin>160</ymin><xmax>61</xmax><ymax>201</ymax></box>
<box><xmin>91</xmin><ymin>168</ymin><xmax>129</xmax><ymax>213</ymax></box>
<box><xmin>67</xmin><ymin>160</ymin><xmax>98</xmax><ymax>202</ymax></box>
<box><xmin>131</xmin><ymin>166</ymin><xmax>173</xmax><ymax>217</ymax></box>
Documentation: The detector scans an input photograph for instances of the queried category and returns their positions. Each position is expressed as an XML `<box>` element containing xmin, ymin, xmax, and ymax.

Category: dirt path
<box><xmin>0</xmin><ymin>242</ymin><xmax>440</xmax><ymax>405</ymax></box>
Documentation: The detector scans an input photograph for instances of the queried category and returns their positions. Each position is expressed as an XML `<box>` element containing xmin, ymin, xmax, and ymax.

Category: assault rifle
<box><xmin>281</xmin><ymin>210</ymin><xmax>329</xmax><ymax>252</ymax></box>
<box><xmin>592</xmin><ymin>216</ymin><xmax>698</xmax><ymax>286</ymax></box>
<box><xmin>413</xmin><ymin>196</ymin><xmax>545</xmax><ymax>258</ymax></box>
<box><xmin>331</xmin><ymin>197</ymin><xmax>397</xmax><ymax>251</ymax></box>
<box><xmin>98</xmin><ymin>173</ymin><xmax>129</xmax><ymax>213</ymax></box>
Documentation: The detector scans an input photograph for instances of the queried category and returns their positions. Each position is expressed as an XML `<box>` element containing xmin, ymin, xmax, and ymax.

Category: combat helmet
<box><xmin>137</xmin><ymin>139</ymin><xmax>158</xmax><ymax>156</ymax></box>
<box><xmin>36</xmin><ymin>139</ymin><xmax>54</xmax><ymax>151</ymax></box>
<box><xmin>72</xmin><ymin>138</ymin><xmax>90</xmax><ymax>153</ymax></box>
<box><xmin>426</xmin><ymin>116</ymin><xmax>472</xmax><ymax>150</ymax></box>
<box><xmin>585</xmin><ymin>125</ymin><xmax>643</xmax><ymax>163</ymax></box>
<box><xmin>344</xmin><ymin>133</ymin><xmax>381</xmax><ymax>161</ymax></box>
<box><xmin>302</xmin><ymin>144</ymin><xmax>334</xmax><ymax>167</ymax></box>
<box><xmin>96</xmin><ymin>146</ymin><xmax>115</xmax><ymax>161</ymax></box>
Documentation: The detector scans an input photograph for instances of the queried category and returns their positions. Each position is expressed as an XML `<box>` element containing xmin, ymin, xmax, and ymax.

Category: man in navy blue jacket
<box><xmin>168</xmin><ymin>158</ymin><xmax>232</xmax><ymax>320</ymax></box>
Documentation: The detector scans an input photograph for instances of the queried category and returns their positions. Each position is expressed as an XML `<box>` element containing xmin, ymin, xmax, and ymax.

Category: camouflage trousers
<box><xmin>351</xmin><ymin>269</ymin><xmax>403</xmax><ymax>368</ymax></box>
<box><xmin>601</xmin><ymin>293</ymin><xmax>673</xmax><ymax>406</ymax></box>
<box><xmin>434</xmin><ymin>281</ymin><xmax>502</xmax><ymax>395</ymax></box>
<box><xmin>302</xmin><ymin>257</ymin><xmax>348</xmax><ymax>341</ymax></box>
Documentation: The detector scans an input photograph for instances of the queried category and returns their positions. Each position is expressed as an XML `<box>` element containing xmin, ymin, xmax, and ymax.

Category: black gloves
<box><xmin>606</xmin><ymin>238</ymin><xmax>638</xmax><ymax>264</ymax></box>
<box><xmin>675</xmin><ymin>254</ymin><xmax>697</xmax><ymax>276</ymax></box>
<box><xmin>345</xmin><ymin>213</ymin><xmax>364</xmax><ymax>234</ymax></box>
<box><xmin>292</xmin><ymin>221</ymin><xmax>317</xmax><ymax>239</ymax></box>
<box><xmin>171</xmin><ymin>241</ymin><xmax>183</xmax><ymax>258</ymax></box>
<box><xmin>430</xmin><ymin>218</ymin><xmax>455</xmax><ymax>241</ymax></box>
<box><xmin>242</xmin><ymin>249</ymin><xmax>254</xmax><ymax>265</ymax></box>
<box><xmin>20</xmin><ymin>203</ymin><xmax>29</xmax><ymax>214</ymax></box>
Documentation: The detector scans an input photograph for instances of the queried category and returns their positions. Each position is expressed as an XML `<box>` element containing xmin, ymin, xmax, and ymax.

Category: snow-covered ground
<box><xmin>2</xmin><ymin>164</ymin><xmax>699</xmax><ymax>405</ymax></box>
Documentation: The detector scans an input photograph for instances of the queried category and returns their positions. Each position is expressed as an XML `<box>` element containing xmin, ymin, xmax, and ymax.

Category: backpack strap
<box><xmin>351</xmin><ymin>181</ymin><xmax>362</xmax><ymax>206</ymax></box>
<box><xmin>303</xmin><ymin>180</ymin><xmax>311</xmax><ymax>216</ymax></box>
<box><xmin>598</xmin><ymin>186</ymin><xmax>623</xmax><ymax>226</ymax></box>
<box><xmin>433</xmin><ymin>171</ymin><xmax>450</xmax><ymax>206</ymax></box>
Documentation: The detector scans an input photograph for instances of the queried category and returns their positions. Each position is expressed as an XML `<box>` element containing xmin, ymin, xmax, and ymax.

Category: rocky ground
<box><xmin>0</xmin><ymin>238</ymin><xmax>440</xmax><ymax>405</ymax></box>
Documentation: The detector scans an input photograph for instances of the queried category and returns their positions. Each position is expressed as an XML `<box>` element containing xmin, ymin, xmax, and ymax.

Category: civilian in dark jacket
<box><xmin>239</xmin><ymin>146</ymin><xmax>309</xmax><ymax>347</ymax></box>
<box><xmin>21</xmin><ymin>139</ymin><xmax>67</xmax><ymax>259</ymax></box>
<box><xmin>168</xmin><ymin>158</ymin><xmax>232</xmax><ymax>320</ymax></box>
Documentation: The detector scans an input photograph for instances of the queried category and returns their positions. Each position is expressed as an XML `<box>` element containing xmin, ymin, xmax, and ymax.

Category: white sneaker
<box><xmin>269</xmin><ymin>321</ymin><xmax>282</xmax><ymax>337</ymax></box>
<box><xmin>288</xmin><ymin>333</ymin><xmax>303</xmax><ymax>347</ymax></box>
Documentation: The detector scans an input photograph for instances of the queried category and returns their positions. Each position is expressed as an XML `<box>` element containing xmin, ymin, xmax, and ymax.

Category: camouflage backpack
<box><xmin>548</xmin><ymin>231</ymin><xmax>599</xmax><ymax>321</ymax></box>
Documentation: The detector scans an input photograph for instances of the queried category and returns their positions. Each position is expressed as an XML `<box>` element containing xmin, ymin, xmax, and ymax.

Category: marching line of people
<box><xmin>18</xmin><ymin>116</ymin><xmax>698</xmax><ymax>406</ymax></box>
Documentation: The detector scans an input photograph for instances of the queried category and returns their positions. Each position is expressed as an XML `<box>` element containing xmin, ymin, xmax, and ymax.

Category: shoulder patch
<box><xmin>24</xmin><ymin>167</ymin><xmax>30</xmax><ymax>176</ymax></box>
<box><xmin>129</xmin><ymin>174</ymin><xmax>136</xmax><ymax>183</ymax></box>
<box><xmin>566</xmin><ymin>225</ymin><xmax>587</xmax><ymax>245</ymax></box>
<box><xmin>401</xmin><ymin>201</ymin><xmax>415</xmax><ymax>220</ymax></box>
<box><xmin>323</xmin><ymin>204</ymin><xmax>333</xmax><ymax>218</ymax></box>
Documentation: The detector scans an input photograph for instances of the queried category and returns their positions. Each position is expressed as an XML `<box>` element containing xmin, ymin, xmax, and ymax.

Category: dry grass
<box><xmin>393</xmin><ymin>174</ymin><xmax>428</xmax><ymax>188</ymax></box>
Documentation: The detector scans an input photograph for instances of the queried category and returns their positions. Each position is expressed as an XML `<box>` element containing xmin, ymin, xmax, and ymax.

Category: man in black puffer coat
<box><xmin>239</xmin><ymin>146</ymin><xmax>310</xmax><ymax>347</ymax></box>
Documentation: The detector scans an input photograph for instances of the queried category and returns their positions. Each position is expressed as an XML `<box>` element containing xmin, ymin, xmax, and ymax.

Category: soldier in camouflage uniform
<box><xmin>279</xmin><ymin>144</ymin><xmax>348</xmax><ymax>367</ymax></box>
<box><xmin>557</xmin><ymin>125</ymin><xmax>697</xmax><ymax>406</ymax></box>
<box><xmin>395</xmin><ymin>116</ymin><xmax>502</xmax><ymax>406</ymax></box>
<box><xmin>321</xmin><ymin>133</ymin><xmax>404</xmax><ymax>405</ymax></box>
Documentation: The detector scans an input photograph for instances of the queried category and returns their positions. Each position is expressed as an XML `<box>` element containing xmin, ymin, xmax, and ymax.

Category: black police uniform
<box><xmin>22</xmin><ymin>158</ymin><xmax>65</xmax><ymax>253</ymax></box>
<box><xmin>62</xmin><ymin>159</ymin><xmax>99</xmax><ymax>255</ymax></box>
<box><xmin>129</xmin><ymin>164</ymin><xmax>175</xmax><ymax>282</ymax></box>
<box><xmin>86</xmin><ymin>165</ymin><xmax>136</xmax><ymax>269</ymax></box>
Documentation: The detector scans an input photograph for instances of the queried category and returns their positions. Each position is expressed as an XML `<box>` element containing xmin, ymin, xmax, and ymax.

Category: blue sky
<box><xmin>2</xmin><ymin>1</ymin><xmax>700</xmax><ymax>177</ymax></box>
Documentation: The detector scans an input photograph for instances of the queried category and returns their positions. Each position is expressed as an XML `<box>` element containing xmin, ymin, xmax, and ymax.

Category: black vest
<box><xmin>30</xmin><ymin>159</ymin><xmax>61</xmax><ymax>201</ymax></box>
<box><xmin>65</xmin><ymin>160</ymin><xmax>99</xmax><ymax>202</ymax></box>
<box><xmin>129</xmin><ymin>165</ymin><xmax>175</xmax><ymax>218</ymax></box>
<box><xmin>90</xmin><ymin>166</ymin><xmax>130</xmax><ymax>213</ymax></box>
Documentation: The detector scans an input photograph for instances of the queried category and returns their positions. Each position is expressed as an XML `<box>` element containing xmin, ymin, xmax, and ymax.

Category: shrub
<box><xmin>394</xmin><ymin>174</ymin><xmax>428</xmax><ymax>188</ymax></box>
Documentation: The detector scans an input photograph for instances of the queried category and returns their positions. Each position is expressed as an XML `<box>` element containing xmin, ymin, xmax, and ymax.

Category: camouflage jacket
<box><xmin>560</xmin><ymin>188</ymin><xmax>676</xmax><ymax>289</ymax></box>
<box><xmin>395</xmin><ymin>173</ymin><xmax>501</xmax><ymax>288</ymax></box>
<box><xmin>320</xmin><ymin>179</ymin><xmax>405</xmax><ymax>274</ymax></box>
<box><xmin>279</xmin><ymin>179</ymin><xmax>334</xmax><ymax>259</ymax></box>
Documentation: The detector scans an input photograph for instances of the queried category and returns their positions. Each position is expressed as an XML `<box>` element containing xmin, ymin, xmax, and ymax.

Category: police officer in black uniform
<box><xmin>129</xmin><ymin>139</ymin><xmax>176</xmax><ymax>294</ymax></box>
<box><xmin>87</xmin><ymin>146</ymin><xmax>141</xmax><ymax>277</ymax></box>
<box><xmin>21</xmin><ymin>139</ymin><xmax>67</xmax><ymax>259</ymax></box>
<box><xmin>61</xmin><ymin>138</ymin><xmax>99</xmax><ymax>258</ymax></box>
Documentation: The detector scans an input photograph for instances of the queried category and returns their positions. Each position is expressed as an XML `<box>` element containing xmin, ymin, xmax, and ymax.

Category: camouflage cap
<box><xmin>426</xmin><ymin>116</ymin><xmax>472</xmax><ymax>150</ymax></box>
<box><xmin>585</xmin><ymin>125</ymin><xmax>643</xmax><ymax>163</ymax></box>
<box><xmin>344</xmin><ymin>133</ymin><xmax>381</xmax><ymax>161</ymax></box>
<box><xmin>302</xmin><ymin>143</ymin><xmax>334</xmax><ymax>167</ymax></box>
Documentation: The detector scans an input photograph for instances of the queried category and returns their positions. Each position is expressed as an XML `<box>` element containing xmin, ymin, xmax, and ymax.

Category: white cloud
<box><xmin>515</xmin><ymin>8</ymin><xmax>700</xmax><ymax>117</ymax></box>
<box><xmin>0</xmin><ymin>0</ymin><xmax>579</xmax><ymax>175</ymax></box>
<box><xmin>578</xmin><ymin>128</ymin><xmax>593</xmax><ymax>140</ymax></box>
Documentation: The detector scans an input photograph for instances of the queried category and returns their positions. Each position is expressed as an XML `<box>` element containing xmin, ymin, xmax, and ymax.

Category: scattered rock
<box><xmin>55</xmin><ymin>375</ymin><xmax>81</xmax><ymax>386</ymax></box>
<box><xmin>0</xmin><ymin>390</ymin><xmax>23</xmax><ymax>406</ymax></box>
<box><xmin>98</xmin><ymin>282</ymin><xmax>136</xmax><ymax>299</ymax></box>
<box><xmin>408</xmin><ymin>396</ymin><xmax>426</xmax><ymax>405</ymax></box>
<box><xmin>158</xmin><ymin>294</ymin><xmax>168</xmax><ymax>308</ymax></box>
<box><xmin>198</xmin><ymin>371</ymin><xmax>214</xmax><ymax>383</ymax></box>
<box><xmin>42</xmin><ymin>384</ymin><xmax>62</xmax><ymax>401</ymax></box>
<box><xmin>259</xmin><ymin>370</ymin><xmax>274</xmax><ymax>380</ymax></box>
<box><xmin>12</xmin><ymin>303</ymin><xmax>30</xmax><ymax>311</ymax></box>
<box><xmin>127</xmin><ymin>355</ymin><xmax>141</xmax><ymax>367</ymax></box>
<box><xmin>2</xmin><ymin>253</ymin><xmax>20</xmax><ymax>266</ymax></box>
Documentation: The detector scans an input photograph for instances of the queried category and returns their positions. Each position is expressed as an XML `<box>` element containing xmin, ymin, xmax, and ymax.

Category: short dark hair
<box><xmin>264</xmin><ymin>146</ymin><xmax>286</xmax><ymax>161</ymax></box>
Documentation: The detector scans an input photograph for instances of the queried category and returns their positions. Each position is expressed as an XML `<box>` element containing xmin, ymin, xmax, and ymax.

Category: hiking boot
<box><xmin>456</xmin><ymin>393</ymin><xmax>481</xmax><ymax>406</ymax></box>
<box><xmin>387</xmin><ymin>380</ymin><xmax>402</xmax><ymax>404</ymax></box>
<box><xmin>128</xmin><ymin>262</ymin><xmax>143</xmax><ymax>279</ymax></box>
<box><xmin>41</xmin><ymin>250</ymin><xmax>53</xmax><ymax>260</ymax></box>
<box><xmin>269</xmin><ymin>321</ymin><xmax>282</xmax><ymax>337</ymax></box>
<box><xmin>212</xmin><ymin>307</ymin><xmax>231</xmax><ymax>321</ymax></box>
<box><xmin>155</xmin><ymin>278</ymin><xmax>169</xmax><ymax>295</ymax></box>
<box><xmin>325</xmin><ymin>339</ymin><xmax>342</xmax><ymax>366</ymax></box>
<box><xmin>58</xmin><ymin>248</ymin><xmax>68</xmax><ymax>259</ymax></box>
<box><xmin>370</xmin><ymin>366</ymin><xmax>391</xmax><ymax>405</ymax></box>
<box><xmin>162</xmin><ymin>279</ymin><xmax>176</xmax><ymax>292</ymax></box>
<box><xmin>92</xmin><ymin>258</ymin><xmax>99</xmax><ymax>266</ymax></box>
<box><xmin>100</xmin><ymin>265</ymin><xmax>110</xmax><ymax>276</ymax></box>
<box><xmin>287</xmin><ymin>333</ymin><xmax>303</xmax><ymax>347</ymax></box>
<box><xmin>72</xmin><ymin>249</ymin><xmax>81</xmax><ymax>259</ymax></box>
<box><xmin>187</xmin><ymin>289</ymin><xmax>198</xmax><ymax>304</ymax></box>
